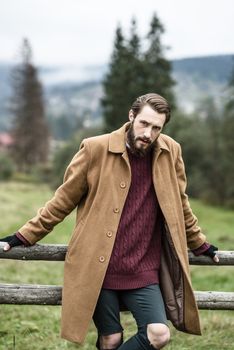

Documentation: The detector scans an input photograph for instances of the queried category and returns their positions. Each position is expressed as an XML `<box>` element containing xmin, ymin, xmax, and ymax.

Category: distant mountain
<box><xmin>172</xmin><ymin>55</ymin><xmax>234</xmax><ymax>112</ymax></box>
<box><xmin>0</xmin><ymin>54</ymin><xmax>233</xmax><ymax>133</ymax></box>
<box><xmin>172</xmin><ymin>55</ymin><xmax>233</xmax><ymax>82</ymax></box>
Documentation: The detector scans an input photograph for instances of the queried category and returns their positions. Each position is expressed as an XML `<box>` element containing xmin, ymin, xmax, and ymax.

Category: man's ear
<box><xmin>129</xmin><ymin>110</ymin><xmax>134</xmax><ymax>122</ymax></box>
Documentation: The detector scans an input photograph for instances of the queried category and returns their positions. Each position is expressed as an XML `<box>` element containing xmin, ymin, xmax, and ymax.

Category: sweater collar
<box><xmin>108</xmin><ymin>122</ymin><xmax>170</xmax><ymax>154</ymax></box>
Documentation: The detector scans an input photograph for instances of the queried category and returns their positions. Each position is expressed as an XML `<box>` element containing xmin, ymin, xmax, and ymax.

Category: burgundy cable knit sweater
<box><xmin>102</xmin><ymin>149</ymin><xmax>162</xmax><ymax>290</ymax></box>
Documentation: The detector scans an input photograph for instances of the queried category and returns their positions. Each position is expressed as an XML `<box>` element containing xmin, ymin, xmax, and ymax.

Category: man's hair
<box><xmin>130</xmin><ymin>93</ymin><xmax>171</xmax><ymax>124</ymax></box>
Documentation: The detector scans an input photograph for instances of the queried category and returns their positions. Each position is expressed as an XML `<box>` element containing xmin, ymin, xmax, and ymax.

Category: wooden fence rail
<box><xmin>1</xmin><ymin>243</ymin><xmax>234</xmax><ymax>310</ymax></box>
<box><xmin>0</xmin><ymin>244</ymin><xmax>234</xmax><ymax>265</ymax></box>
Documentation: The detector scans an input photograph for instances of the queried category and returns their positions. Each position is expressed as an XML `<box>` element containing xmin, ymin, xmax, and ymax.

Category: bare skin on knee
<box><xmin>100</xmin><ymin>332</ymin><xmax>122</xmax><ymax>349</ymax></box>
<box><xmin>147</xmin><ymin>323</ymin><xmax>170</xmax><ymax>349</ymax></box>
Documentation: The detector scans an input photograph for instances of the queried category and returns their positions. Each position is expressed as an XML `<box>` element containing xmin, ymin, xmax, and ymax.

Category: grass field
<box><xmin>0</xmin><ymin>181</ymin><xmax>234</xmax><ymax>349</ymax></box>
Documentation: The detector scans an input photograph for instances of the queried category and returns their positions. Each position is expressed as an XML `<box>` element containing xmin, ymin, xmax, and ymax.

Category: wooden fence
<box><xmin>0</xmin><ymin>243</ymin><xmax>234</xmax><ymax>310</ymax></box>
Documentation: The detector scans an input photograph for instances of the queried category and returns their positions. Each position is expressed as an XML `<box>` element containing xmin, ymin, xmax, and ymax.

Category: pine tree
<box><xmin>102</xmin><ymin>23</ymin><xmax>144</xmax><ymax>132</ymax></box>
<box><xmin>102</xmin><ymin>14</ymin><xmax>176</xmax><ymax>132</ymax></box>
<box><xmin>143</xmin><ymin>13</ymin><xmax>175</xmax><ymax>106</ymax></box>
<box><xmin>10</xmin><ymin>38</ymin><xmax>50</xmax><ymax>172</ymax></box>
<box><xmin>129</xmin><ymin>17</ymin><xmax>140</xmax><ymax>57</ymax></box>
<box><xmin>127</xmin><ymin>18</ymin><xmax>146</xmax><ymax>101</ymax></box>
<box><xmin>102</xmin><ymin>26</ymin><xmax>128</xmax><ymax>131</ymax></box>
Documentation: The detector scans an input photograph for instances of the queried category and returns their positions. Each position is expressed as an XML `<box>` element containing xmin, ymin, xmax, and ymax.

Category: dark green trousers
<box><xmin>93</xmin><ymin>284</ymin><xmax>168</xmax><ymax>349</ymax></box>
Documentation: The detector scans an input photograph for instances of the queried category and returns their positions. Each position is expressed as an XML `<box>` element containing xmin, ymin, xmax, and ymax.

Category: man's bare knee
<box><xmin>147</xmin><ymin>323</ymin><xmax>170</xmax><ymax>349</ymax></box>
<box><xmin>100</xmin><ymin>332</ymin><xmax>122</xmax><ymax>349</ymax></box>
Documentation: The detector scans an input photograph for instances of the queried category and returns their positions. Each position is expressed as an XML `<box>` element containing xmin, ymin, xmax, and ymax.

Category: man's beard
<box><xmin>127</xmin><ymin>122</ymin><xmax>156</xmax><ymax>157</ymax></box>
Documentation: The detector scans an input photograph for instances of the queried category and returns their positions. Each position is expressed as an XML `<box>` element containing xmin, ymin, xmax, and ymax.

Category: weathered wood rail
<box><xmin>0</xmin><ymin>243</ymin><xmax>234</xmax><ymax>310</ymax></box>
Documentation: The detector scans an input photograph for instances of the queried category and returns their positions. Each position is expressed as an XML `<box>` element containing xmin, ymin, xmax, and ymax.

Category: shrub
<box><xmin>0</xmin><ymin>153</ymin><xmax>15</xmax><ymax>180</ymax></box>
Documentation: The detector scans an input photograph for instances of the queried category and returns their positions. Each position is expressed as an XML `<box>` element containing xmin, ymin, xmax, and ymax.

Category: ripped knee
<box><xmin>147</xmin><ymin>323</ymin><xmax>170</xmax><ymax>349</ymax></box>
<box><xmin>99</xmin><ymin>332</ymin><xmax>123</xmax><ymax>349</ymax></box>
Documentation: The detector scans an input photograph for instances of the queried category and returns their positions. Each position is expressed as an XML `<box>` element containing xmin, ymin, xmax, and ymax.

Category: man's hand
<box><xmin>203</xmin><ymin>244</ymin><xmax>219</xmax><ymax>263</ymax></box>
<box><xmin>0</xmin><ymin>234</ymin><xmax>24</xmax><ymax>251</ymax></box>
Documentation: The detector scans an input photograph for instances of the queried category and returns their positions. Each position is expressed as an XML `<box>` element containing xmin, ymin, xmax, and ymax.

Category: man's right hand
<box><xmin>0</xmin><ymin>234</ymin><xmax>24</xmax><ymax>251</ymax></box>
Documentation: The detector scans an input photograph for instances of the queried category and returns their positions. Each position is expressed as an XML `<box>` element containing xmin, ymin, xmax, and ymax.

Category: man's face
<box><xmin>127</xmin><ymin>104</ymin><xmax>166</xmax><ymax>157</ymax></box>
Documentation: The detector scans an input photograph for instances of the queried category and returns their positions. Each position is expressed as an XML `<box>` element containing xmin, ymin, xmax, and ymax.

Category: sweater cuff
<box><xmin>15</xmin><ymin>231</ymin><xmax>31</xmax><ymax>246</ymax></box>
<box><xmin>192</xmin><ymin>242</ymin><xmax>211</xmax><ymax>256</ymax></box>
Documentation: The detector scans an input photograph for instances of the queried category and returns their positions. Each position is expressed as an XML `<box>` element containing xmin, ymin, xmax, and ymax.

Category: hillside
<box><xmin>0</xmin><ymin>54</ymin><xmax>233</xmax><ymax>133</ymax></box>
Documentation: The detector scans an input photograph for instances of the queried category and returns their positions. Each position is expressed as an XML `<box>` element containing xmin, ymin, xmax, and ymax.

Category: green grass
<box><xmin>0</xmin><ymin>182</ymin><xmax>234</xmax><ymax>349</ymax></box>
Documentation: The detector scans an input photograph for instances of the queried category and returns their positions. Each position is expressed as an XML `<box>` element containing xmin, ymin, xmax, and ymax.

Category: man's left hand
<box><xmin>203</xmin><ymin>244</ymin><xmax>219</xmax><ymax>263</ymax></box>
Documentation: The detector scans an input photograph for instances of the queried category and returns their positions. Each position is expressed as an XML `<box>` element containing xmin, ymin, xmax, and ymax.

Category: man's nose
<box><xmin>144</xmin><ymin>127</ymin><xmax>152</xmax><ymax>139</ymax></box>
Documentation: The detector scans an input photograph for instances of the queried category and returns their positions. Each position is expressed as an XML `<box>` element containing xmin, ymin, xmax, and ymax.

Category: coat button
<box><xmin>99</xmin><ymin>256</ymin><xmax>105</xmax><ymax>263</ymax></box>
<box><xmin>106</xmin><ymin>231</ymin><xmax>113</xmax><ymax>238</ymax></box>
<box><xmin>113</xmin><ymin>208</ymin><xmax>120</xmax><ymax>213</ymax></box>
<box><xmin>120</xmin><ymin>181</ymin><xmax>126</xmax><ymax>188</ymax></box>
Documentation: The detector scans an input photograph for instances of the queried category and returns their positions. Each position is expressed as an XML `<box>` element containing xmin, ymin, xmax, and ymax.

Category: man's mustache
<box><xmin>136</xmin><ymin>137</ymin><xmax>151</xmax><ymax>144</ymax></box>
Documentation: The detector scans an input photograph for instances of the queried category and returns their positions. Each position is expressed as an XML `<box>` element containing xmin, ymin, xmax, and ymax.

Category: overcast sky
<box><xmin>0</xmin><ymin>0</ymin><xmax>233</xmax><ymax>67</ymax></box>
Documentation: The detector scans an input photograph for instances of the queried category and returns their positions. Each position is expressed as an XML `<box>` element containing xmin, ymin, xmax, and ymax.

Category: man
<box><xmin>1</xmin><ymin>93</ymin><xmax>219</xmax><ymax>349</ymax></box>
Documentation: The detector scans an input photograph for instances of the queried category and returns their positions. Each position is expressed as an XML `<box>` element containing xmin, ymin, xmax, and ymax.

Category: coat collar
<box><xmin>108</xmin><ymin>122</ymin><xmax>170</xmax><ymax>154</ymax></box>
<box><xmin>108</xmin><ymin>122</ymin><xmax>129</xmax><ymax>153</ymax></box>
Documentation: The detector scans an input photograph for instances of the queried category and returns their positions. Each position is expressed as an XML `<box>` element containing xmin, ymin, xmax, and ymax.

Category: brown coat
<box><xmin>19</xmin><ymin>122</ymin><xmax>207</xmax><ymax>344</ymax></box>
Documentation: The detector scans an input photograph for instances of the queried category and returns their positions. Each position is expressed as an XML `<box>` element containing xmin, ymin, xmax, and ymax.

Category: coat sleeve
<box><xmin>175</xmin><ymin>144</ymin><xmax>207</xmax><ymax>250</ymax></box>
<box><xmin>18</xmin><ymin>140</ymin><xmax>90</xmax><ymax>245</ymax></box>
